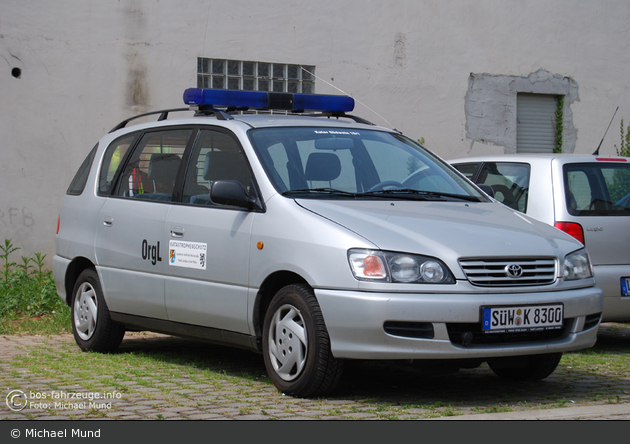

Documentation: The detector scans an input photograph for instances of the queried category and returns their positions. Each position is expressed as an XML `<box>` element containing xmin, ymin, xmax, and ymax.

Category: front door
<box><xmin>164</xmin><ymin>128</ymin><xmax>256</xmax><ymax>334</ymax></box>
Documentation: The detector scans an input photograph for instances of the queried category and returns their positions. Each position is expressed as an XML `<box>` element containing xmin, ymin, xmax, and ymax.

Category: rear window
<box><xmin>66</xmin><ymin>144</ymin><xmax>97</xmax><ymax>195</ymax></box>
<box><xmin>564</xmin><ymin>162</ymin><xmax>630</xmax><ymax>216</ymax></box>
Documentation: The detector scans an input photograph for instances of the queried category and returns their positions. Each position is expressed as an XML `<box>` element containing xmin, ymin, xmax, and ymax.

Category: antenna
<box><xmin>301</xmin><ymin>67</ymin><xmax>394</xmax><ymax>128</ymax></box>
<box><xmin>593</xmin><ymin>106</ymin><xmax>619</xmax><ymax>155</ymax></box>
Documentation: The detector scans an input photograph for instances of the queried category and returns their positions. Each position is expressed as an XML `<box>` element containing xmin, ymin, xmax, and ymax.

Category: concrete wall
<box><xmin>2</xmin><ymin>0</ymin><xmax>630</xmax><ymax>262</ymax></box>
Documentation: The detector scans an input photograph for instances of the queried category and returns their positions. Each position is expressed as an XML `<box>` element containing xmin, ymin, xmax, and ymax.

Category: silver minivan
<box><xmin>449</xmin><ymin>154</ymin><xmax>630</xmax><ymax>322</ymax></box>
<box><xmin>54</xmin><ymin>89</ymin><xmax>603</xmax><ymax>397</ymax></box>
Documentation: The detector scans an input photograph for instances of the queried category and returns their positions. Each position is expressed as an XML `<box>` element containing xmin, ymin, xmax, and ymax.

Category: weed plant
<box><xmin>0</xmin><ymin>239</ymin><xmax>70</xmax><ymax>333</ymax></box>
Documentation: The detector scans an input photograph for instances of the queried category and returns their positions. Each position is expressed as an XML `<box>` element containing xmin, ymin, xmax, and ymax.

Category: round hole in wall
<box><xmin>12</xmin><ymin>67</ymin><xmax>22</xmax><ymax>79</ymax></box>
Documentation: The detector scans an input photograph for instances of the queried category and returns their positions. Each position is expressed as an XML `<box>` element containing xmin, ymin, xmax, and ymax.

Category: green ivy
<box><xmin>554</xmin><ymin>96</ymin><xmax>564</xmax><ymax>153</ymax></box>
<box><xmin>615</xmin><ymin>119</ymin><xmax>630</xmax><ymax>157</ymax></box>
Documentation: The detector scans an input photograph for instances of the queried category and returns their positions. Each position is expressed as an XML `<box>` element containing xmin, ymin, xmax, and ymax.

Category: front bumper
<box><xmin>316</xmin><ymin>286</ymin><xmax>603</xmax><ymax>360</ymax></box>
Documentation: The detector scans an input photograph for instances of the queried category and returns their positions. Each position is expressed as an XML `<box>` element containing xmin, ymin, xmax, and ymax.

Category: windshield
<box><xmin>248</xmin><ymin>127</ymin><xmax>484</xmax><ymax>201</ymax></box>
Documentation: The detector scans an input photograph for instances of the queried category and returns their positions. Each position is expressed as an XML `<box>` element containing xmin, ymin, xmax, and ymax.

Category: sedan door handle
<box><xmin>103</xmin><ymin>217</ymin><xmax>114</xmax><ymax>227</ymax></box>
<box><xmin>170</xmin><ymin>227</ymin><xmax>185</xmax><ymax>238</ymax></box>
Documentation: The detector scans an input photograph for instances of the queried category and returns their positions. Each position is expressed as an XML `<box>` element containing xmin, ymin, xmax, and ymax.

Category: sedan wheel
<box><xmin>262</xmin><ymin>284</ymin><xmax>343</xmax><ymax>397</ymax></box>
<box><xmin>71</xmin><ymin>269</ymin><xmax>125</xmax><ymax>353</ymax></box>
<box><xmin>268</xmin><ymin>304</ymin><xmax>308</xmax><ymax>381</ymax></box>
<box><xmin>74</xmin><ymin>281</ymin><xmax>98</xmax><ymax>341</ymax></box>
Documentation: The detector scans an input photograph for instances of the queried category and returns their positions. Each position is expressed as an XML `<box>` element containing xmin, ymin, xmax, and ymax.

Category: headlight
<box><xmin>348</xmin><ymin>249</ymin><xmax>455</xmax><ymax>284</ymax></box>
<box><xmin>562</xmin><ymin>248</ymin><xmax>594</xmax><ymax>281</ymax></box>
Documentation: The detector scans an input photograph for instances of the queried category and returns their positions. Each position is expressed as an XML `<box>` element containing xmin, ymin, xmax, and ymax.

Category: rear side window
<box><xmin>564</xmin><ymin>162</ymin><xmax>630</xmax><ymax>216</ymax></box>
<box><xmin>98</xmin><ymin>134</ymin><xmax>137</xmax><ymax>196</ymax></box>
<box><xmin>66</xmin><ymin>144</ymin><xmax>97</xmax><ymax>195</ymax></box>
<box><xmin>475</xmin><ymin>162</ymin><xmax>530</xmax><ymax>213</ymax></box>
<box><xmin>115</xmin><ymin>129</ymin><xmax>193</xmax><ymax>202</ymax></box>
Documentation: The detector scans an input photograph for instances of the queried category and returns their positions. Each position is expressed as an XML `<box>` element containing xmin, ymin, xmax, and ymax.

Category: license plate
<box><xmin>622</xmin><ymin>278</ymin><xmax>630</xmax><ymax>297</ymax></box>
<box><xmin>482</xmin><ymin>304</ymin><xmax>564</xmax><ymax>333</ymax></box>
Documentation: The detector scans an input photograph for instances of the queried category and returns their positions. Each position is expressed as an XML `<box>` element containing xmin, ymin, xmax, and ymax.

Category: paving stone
<box><xmin>2</xmin><ymin>325</ymin><xmax>629</xmax><ymax>420</ymax></box>
<box><xmin>185</xmin><ymin>413</ymin><xmax>225</xmax><ymax>420</ymax></box>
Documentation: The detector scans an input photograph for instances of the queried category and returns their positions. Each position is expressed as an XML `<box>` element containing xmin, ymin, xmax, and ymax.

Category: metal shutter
<box><xmin>516</xmin><ymin>93</ymin><xmax>558</xmax><ymax>154</ymax></box>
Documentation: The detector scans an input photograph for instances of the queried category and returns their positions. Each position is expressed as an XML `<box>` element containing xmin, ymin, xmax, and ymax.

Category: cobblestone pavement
<box><xmin>1</xmin><ymin>323</ymin><xmax>629</xmax><ymax>420</ymax></box>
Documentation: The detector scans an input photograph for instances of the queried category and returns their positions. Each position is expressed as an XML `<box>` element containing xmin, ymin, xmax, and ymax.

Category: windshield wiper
<box><xmin>359</xmin><ymin>189</ymin><xmax>482</xmax><ymax>202</ymax></box>
<box><xmin>282</xmin><ymin>188</ymin><xmax>358</xmax><ymax>198</ymax></box>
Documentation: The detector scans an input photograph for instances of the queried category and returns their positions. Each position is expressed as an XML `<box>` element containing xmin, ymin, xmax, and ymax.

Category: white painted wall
<box><xmin>2</xmin><ymin>0</ymin><xmax>629</xmax><ymax>261</ymax></box>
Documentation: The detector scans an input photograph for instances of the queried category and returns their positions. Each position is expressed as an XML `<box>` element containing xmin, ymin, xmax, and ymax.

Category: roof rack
<box><xmin>308</xmin><ymin>111</ymin><xmax>375</xmax><ymax>126</ymax></box>
<box><xmin>108</xmin><ymin>106</ymin><xmax>235</xmax><ymax>133</ymax></box>
<box><xmin>109</xmin><ymin>108</ymin><xmax>190</xmax><ymax>133</ymax></box>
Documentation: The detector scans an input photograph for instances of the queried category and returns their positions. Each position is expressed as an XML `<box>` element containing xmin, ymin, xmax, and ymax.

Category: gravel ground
<box><xmin>1</xmin><ymin>323</ymin><xmax>629</xmax><ymax>420</ymax></box>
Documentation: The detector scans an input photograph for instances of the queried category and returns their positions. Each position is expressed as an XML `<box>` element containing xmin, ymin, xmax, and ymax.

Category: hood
<box><xmin>296</xmin><ymin>199</ymin><xmax>583</xmax><ymax>266</ymax></box>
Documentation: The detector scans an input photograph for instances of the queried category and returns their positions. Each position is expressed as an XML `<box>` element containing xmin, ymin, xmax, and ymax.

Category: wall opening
<box><xmin>465</xmin><ymin>69</ymin><xmax>578</xmax><ymax>154</ymax></box>
<box><xmin>516</xmin><ymin>93</ymin><xmax>559</xmax><ymax>154</ymax></box>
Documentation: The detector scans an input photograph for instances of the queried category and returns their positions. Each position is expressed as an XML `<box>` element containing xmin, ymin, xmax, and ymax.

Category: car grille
<box><xmin>459</xmin><ymin>257</ymin><xmax>557</xmax><ymax>287</ymax></box>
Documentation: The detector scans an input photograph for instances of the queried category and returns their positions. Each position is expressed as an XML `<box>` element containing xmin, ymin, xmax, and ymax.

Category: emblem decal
<box><xmin>505</xmin><ymin>264</ymin><xmax>523</xmax><ymax>278</ymax></box>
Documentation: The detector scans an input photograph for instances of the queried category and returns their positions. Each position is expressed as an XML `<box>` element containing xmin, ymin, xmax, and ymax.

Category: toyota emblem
<box><xmin>505</xmin><ymin>264</ymin><xmax>523</xmax><ymax>278</ymax></box>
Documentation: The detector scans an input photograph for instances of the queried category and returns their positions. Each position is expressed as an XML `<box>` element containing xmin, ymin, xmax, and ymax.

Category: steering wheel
<box><xmin>366</xmin><ymin>180</ymin><xmax>405</xmax><ymax>192</ymax></box>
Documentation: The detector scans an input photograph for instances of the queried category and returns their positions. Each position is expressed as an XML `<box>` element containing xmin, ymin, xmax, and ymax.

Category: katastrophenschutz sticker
<box><xmin>169</xmin><ymin>240</ymin><xmax>207</xmax><ymax>270</ymax></box>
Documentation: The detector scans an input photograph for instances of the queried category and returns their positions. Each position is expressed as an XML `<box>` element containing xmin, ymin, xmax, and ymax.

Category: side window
<box><xmin>116</xmin><ymin>129</ymin><xmax>192</xmax><ymax>201</ymax></box>
<box><xmin>452</xmin><ymin>163</ymin><xmax>480</xmax><ymax>180</ymax></box>
<box><xmin>476</xmin><ymin>162</ymin><xmax>530</xmax><ymax>212</ymax></box>
<box><xmin>182</xmin><ymin>129</ymin><xmax>253</xmax><ymax>205</ymax></box>
<box><xmin>67</xmin><ymin>144</ymin><xmax>97</xmax><ymax>195</ymax></box>
<box><xmin>98</xmin><ymin>135</ymin><xmax>137</xmax><ymax>196</ymax></box>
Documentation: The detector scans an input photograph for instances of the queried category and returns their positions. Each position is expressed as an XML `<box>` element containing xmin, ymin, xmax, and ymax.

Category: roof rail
<box><xmin>109</xmin><ymin>108</ymin><xmax>191</xmax><ymax>133</ymax></box>
<box><xmin>191</xmin><ymin>106</ymin><xmax>234</xmax><ymax>121</ymax></box>
<box><xmin>108</xmin><ymin>106</ymin><xmax>236</xmax><ymax>133</ymax></box>
<box><xmin>317</xmin><ymin>111</ymin><xmax>375</xmax><ymax>126</ymax></box>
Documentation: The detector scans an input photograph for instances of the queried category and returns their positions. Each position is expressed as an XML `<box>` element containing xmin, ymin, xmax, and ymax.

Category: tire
<box><xmin>488</xmin><ymin>352</ymin><xmax>562</xmax><ymax>381</ymax></box>
<box><xmin>71</xmin><ymin>268</ymin><xmax>125</xmax><ymax>353</ymax></box>
<box><xmin>262</xmin><ymin>284</ymin><xmax>344</xmax><ymax>398</ymax></box>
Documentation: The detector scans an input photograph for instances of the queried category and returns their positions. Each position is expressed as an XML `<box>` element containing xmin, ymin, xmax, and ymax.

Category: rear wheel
<box><xmin>488</xmin><ymin>352</ymin><xmax>562</xmax><ymax>381</ymax></box>
<box><xmin>71</xmin><ymin>269</ymin><xmax>125</xmax><ymax>353</ymax></box>
<box><xmin>262</xmin><ymin>284</ymin><xmax>343</xmax><ymax>397</ymax></box>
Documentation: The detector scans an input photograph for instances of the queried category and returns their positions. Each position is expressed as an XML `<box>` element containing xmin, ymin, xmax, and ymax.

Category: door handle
<box><xmin>170</xmin><ymin>227</ymin><xmax>185</xmax><ymax>238</ymax></box>
<box><xmin>103</xmin><ymin>217</ymin><xmax>114</xmax><ymax>227</ymax></box>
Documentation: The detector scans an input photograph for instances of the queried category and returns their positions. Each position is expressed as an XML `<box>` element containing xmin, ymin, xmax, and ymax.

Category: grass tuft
<box><xmin>0</xmin><ymin>239</ymin><xmax>71</xmax><ymax>334</ymax></box>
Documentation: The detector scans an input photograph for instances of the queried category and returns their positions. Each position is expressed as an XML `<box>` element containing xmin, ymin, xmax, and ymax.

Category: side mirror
<box><xmin>210</xmin><ymin>180</ymin><xmax>259</xmax><ymax>210</ymax></box>
<box><xmin>478</xmin><ymin>184</ymin><xmax>495</xmax><ymax>198</ymax></box>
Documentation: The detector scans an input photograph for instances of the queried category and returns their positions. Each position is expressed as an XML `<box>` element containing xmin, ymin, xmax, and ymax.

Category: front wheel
<box><xmin>262</xmin><ymin>284</ymin><xmax>343</xmax><ymax>397</ymax></box>
<box><xmin>488</xmin><ymin>352</ymin><xmax>562</xmax><ymax>381</ymax></box>
<box><xmin>71</xmin><ymin>268</ymin><xmax>125</xmax><ymax>353</ymax></box>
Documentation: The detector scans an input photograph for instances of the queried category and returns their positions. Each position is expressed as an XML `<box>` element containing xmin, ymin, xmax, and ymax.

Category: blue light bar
<box><xmin>183</xmin><ymin>88</ymin><xmax>354</xmax><ymax>113</ymax></box>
